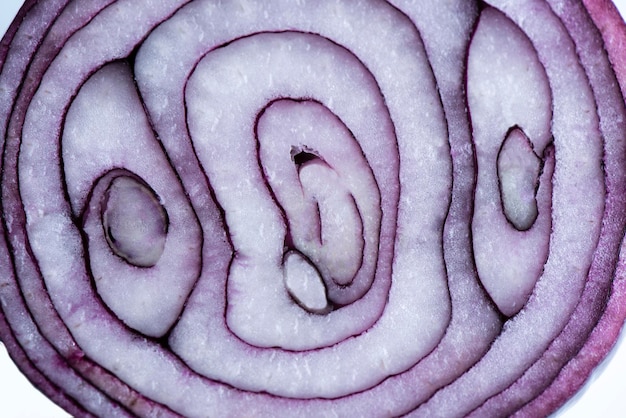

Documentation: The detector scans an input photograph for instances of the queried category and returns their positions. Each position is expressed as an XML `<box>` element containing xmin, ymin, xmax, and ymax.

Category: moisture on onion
<box><xmin>1</xmin><ymin>1</ymin><xmax>626</xmax><ymax>417</ymax></box>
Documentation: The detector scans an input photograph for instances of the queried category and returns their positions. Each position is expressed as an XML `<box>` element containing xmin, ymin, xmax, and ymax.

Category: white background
<box><xmin>1</xmin><ymin>0</ymin><xmax>626</xmax><ymax>417</ymax></box>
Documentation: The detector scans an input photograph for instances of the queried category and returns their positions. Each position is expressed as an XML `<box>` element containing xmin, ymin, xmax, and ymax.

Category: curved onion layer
<box><xmin>1</xmin><ymin>1</ymin><xmax>626</xmax><ymax>417</ymax></box>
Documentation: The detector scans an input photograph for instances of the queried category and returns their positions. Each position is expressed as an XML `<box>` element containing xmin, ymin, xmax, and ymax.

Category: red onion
<box><xmin>1</xmin><ymin>1</ymin><xmax>626</xmax><ymax>417</ymax></box>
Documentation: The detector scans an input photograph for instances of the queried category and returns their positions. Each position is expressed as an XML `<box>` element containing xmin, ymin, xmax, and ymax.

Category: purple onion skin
<box><xmin>2</xmin><ymin>1</ymin><xmax>626</xmax><ymax>417</ymax></box>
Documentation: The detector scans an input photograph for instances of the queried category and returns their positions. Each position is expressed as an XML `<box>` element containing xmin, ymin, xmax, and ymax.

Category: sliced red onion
<box><xmin>1</xmin><ymin>1</ymin><xmax>626</xmax><ymax>417</ymax></box>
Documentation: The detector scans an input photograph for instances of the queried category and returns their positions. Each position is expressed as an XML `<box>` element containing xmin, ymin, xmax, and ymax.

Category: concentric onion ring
<box><xmin>1</xmin><ymin>1</ymin><xmax>626</xmax><ymax>417</ymax></box>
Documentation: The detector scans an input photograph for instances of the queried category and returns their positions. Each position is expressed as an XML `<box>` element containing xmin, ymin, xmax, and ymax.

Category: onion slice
<box><xmin>1</xmin><ymin>1</ymin><xmax>626</xmax><ymax>417</ymax></box>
